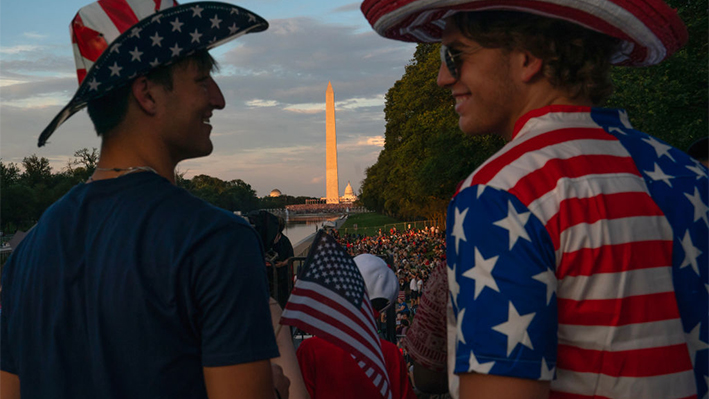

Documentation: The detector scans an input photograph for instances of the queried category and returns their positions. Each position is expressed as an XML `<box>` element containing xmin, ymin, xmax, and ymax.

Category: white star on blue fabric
<box><xmin>493</xmin><ymin>201</ymin><xmax>531</xmax><ymax>250</ymax></box>
<box><xmin>491</xmin><ymin>302</ymin><xmax>535</xmax><ymax>356</ymax></box>
<box><xmin>685</xmin><ymin>322</ymin><xmax>708</xmax><ymax>367</ymax></box>
<box><xmin>248</xmin><ymin>13</ymin><xmax>257</xmax><ymax>22</ymax></box>
<box><xmin>129</xmin><ymin>47</ymin><xmax>143</xmax><ymax>62</ymax></box>
<box><xmin>228</xmin><ymin>23</ymin><xmax>240</xmax><ymax>34</ymax></box>
<box><xmin>151</xmin><ymin>14</ymin><xmax>163</xmax><ymax>23</ymax></box>
<box><xmin>645</xmin><ymin>163</ymin><xmax>674</xmax><ymax>187</ymax></box>
<box><xmin>462</xmin><ymin>247</ymin><xmax>500</xmax><ymax>300</ymax></box>
<box><xmin>149</xmin><ymin>57</ymin><xmax>160</xmax><ymax>68</ymax></box>
<box><xmin>87</xmin><ymin>78</ymin><xmax>100</xmax><ymax>91</ymax></box>
<box><xmin>451</xmin><ymin>207</ymin><xmax>468</xmax><ymax>254</ymax></box>
<box><xmin>190</xmin><ymin>29</ymin><xmax>202</xmax><ymax>43</ymax></box>
<box><xmin>191</xmin><ymin>5</ymin><xmax>203</xmax><ymax>17</ymax></box>
<box><xmin>448</xmin><ymin>263</ymin><xmax>460</xmax><ymax>309</ymax></box>
<box><xmin>532</xmin><ymin>267</ymin><xmax>556</xmax><ymax>306</ymax></box>
<box><xmin>108</xmin><ymin>62</ymin><xmax>122</xmax><ymax>77</ymax></box>
<box><xmin>685</xmin><ymin>187</ymin><xmax>709</xmax><ymax>227</ymax></box>
<box><xmin>619</xmin><ymin>110</ymin><xmax>633</xmax><ymax>129</ymax></box>
<box><xmin>643</xmin><ymin>136</ymin><xmax>676</xmax><ymax>162</ymax></box>
<box><xmin>679</xmin><ymin>230</ymin><xmax>703</xmax><ymax>276</ymax></box>
<box><xmin>231</xmin><ymin>8</ymin><xmax>240</xmax><ymax>15</ymax></box>
<box><xmin>608</xmin><ymin>127</ymin><xmax>626</xmax><ymax>135</ymax></box>
<box><xmin>130</xmin><ymin>26</ymin><xmax>142</xmax><ymax>38</ymax></box>
<box><xmin>687</xmin><ymin>160</ymin><xmax>708</xmax><ymax>180</ymax></box>
<box><xmin>170</xmin><ymin>17</ymin><xmax>184</xmax><ymax>32</ymax></box>
<box><xmin>456</xmin><ymin>307</ymin><xmax>467</xmax><ymax>346</ymax></box>
<box><xmin>150</xmin><ymin>32</ymin><xmax>163</xmax><ymax>47</ymax></box>
<box><xmin>540</xmin><ymin>357</ymin><xmax>555</xmax><ymax>380</ymax></box>
<box><xmin>468</xmin><ymin>349</ymin><xmax>495</xmax><ymax>373</ymax></box>
<box><xmin>170</xmin><ymin>43</ymin><xmax>183</xmax><ymax>57</ymax></box>
<box><xmin>210</xmin><ymin>14</ymin><xmax>222</xmax><ymax>28</ymax></box>
<box><xmin>110</xmin><ymin>42</ymin><xmax>121</xmax><ymax>53</ymax></box>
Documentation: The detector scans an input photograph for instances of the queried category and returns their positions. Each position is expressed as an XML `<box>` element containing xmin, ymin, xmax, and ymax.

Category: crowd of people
<box><xmin>285</xmin><ymin>204</ymin><xmax>358</xmax><ymax>214</ymax></box>
<box><xmin>334</xmin><ymin>226</ymin><xmax>451</xmax><ymax>398</ymax></box>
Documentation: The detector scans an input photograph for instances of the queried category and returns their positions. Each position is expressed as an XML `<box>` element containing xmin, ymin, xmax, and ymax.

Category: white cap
<box><xmin>354</xmin><ymin>253</ymin><xmax>398</xmax><ymax>306</ymax></box>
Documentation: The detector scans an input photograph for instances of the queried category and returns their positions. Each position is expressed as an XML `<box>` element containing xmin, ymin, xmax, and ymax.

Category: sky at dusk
<box><xmin>0</xmin><ymin>0</ymin><xmax>417</xmax><ymax>198</ymax></box>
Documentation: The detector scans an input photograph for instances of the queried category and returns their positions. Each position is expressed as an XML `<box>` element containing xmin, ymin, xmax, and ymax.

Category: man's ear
<box><xmin>130</xmin><ymin>76</ymin><xmax>159</xmax><ymax>115</ymax></box>
<box><xmin>518</xmin><ymin>50</ymin><xmax>544</xmax><ymax>83</ymax></box>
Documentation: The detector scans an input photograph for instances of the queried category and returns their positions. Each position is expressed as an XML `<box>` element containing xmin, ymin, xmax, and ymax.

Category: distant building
<box><xmin>269</xmin><ymin>189</ymin><xmax>282</xmax><ymax>197</ymax></box>
<box><xmin>340</xmin><ymin>182</ymin><xmax>357</xmax><ymax>203</ymax></box>
<box><xmin>319</xmin><ymin>181</ymin><xmax>357</xmax><ymax>204</ymax></box>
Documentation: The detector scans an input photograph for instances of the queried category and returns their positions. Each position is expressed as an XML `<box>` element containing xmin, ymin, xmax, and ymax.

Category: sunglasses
<box><xmin>440</xmin><ymin>44</ymin><xmax>484</xmax><ymax>80</ymax></box>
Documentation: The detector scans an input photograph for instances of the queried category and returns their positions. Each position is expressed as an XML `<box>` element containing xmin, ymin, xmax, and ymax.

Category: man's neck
<box><xmin>93</xmin><ymin>127</ymin><xmax>177</xmax><ymax>184</ymax></box>
<box><xmin>507</xmin><ymin>85</ymin><xmax>594</xmax><ymax>140</ymax></box>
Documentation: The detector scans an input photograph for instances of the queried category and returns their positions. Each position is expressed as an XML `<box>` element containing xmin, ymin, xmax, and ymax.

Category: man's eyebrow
<box><xmin>444</xmin><ymin>40</ymin><xmax>475</xmax><ymax>51</ymax></box>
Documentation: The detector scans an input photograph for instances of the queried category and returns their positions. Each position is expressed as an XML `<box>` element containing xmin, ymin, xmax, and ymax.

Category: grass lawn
<box><xmin>340</xmin><ymin>213</ymin><xmax>402</xmax><ymax>236</ymax></box>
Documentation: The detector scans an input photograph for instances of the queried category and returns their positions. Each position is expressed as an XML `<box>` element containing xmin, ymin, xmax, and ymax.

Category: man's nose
<box><xmin>210</xmin><ymin>78</ymin><xmax>226</xmax><ymax>110</ymax></box>
<box><xmin>436</xmin><ymin>61</ymin><xmax>455</xmax><ymax>87</ymax></box>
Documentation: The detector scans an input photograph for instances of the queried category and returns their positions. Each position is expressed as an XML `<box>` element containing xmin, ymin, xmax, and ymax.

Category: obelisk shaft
<box><xmin>326</xmin><ymin>81</ymin><xmax>340</xmax><ymax>204</ymax></box>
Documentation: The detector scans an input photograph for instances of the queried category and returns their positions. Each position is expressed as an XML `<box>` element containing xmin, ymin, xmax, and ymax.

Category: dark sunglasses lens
<box><xmin>440</xmin><ymin>45</ymin><xmax>458</xmax><ymax>80</ymax></box>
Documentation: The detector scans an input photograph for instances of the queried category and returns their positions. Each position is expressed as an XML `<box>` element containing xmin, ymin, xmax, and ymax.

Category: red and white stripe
<box><xmin>455</xmin><ymin>106</ymin><xmax>695</xmax><ymax>398</ymax></box>
<box><xmin>281</xmin><ymin>280</ymin><xmax>393</xmax><ymax>399</ymax></box>
<box><xmin>361</xmin><ymin>0</ymin><xmax>687</xmax><ymax>66</ymax></box>
<box><xmin>70</xmin><ymin>0</ymin><xmax>177</xmax><ymax>83</ymax></box>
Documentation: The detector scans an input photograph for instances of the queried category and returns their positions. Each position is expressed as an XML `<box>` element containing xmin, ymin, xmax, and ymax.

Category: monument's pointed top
<box><xmin>327</xmin><ymin>81</ymin><xmax>333</xmax><ymax>90</ymax></box>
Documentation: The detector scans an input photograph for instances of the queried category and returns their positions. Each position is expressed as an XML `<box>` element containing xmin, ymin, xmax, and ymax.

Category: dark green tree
<box><xmin>184</xmin><ymin>174</ymin><xmax>260</xmax><ymax>212</ymax></box>
<box><xmin>360</xmin><ymin>43</ymin><xmax>504</xmax><ymax>221</ymax></box>
<box><xmin>606</xmin><ymin>0</ymin><xmax>708</xmax><ymax>151</ymax></box>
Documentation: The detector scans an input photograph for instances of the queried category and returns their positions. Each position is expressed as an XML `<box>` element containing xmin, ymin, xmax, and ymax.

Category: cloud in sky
<box><xmin>22</xmin><ymin>32</ymin><xmax>49</xmax><ymax>40</ymax></box>
<box><xmin>0</xmin><ymin>4</ymin><xmax>417</xmax><ymax>199</ymax></box>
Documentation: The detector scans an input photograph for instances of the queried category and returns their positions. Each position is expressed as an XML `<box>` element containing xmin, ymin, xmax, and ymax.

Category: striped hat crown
<box><xmin>361</xmin><ymin>0</ymin><xmax>688</xmax><ymax>67</ymax></box>
<box><xmin>71</xmin><ymin>0</ymin><xmax>178</xmax><ymax>85</ymax></box>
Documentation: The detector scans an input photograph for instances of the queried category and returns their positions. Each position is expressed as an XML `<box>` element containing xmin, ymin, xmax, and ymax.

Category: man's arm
<box><xmin>411</xmin><ymin>360</ymin><xmax>448</xmax><ymax>394</ymax></box>
<box><xmin>204</xmin><ymin>360</ymin><xmax>284</xmax><ymax>399</ymax></box>
<box><xmin>459</xmin><ymin>372</ymin><xmax>549</xmax><ymax>399</ymax></box>
<box><xmin>0</xmin><ymin>370</ymin><xmax>21</xmax><ymax>399</ymax></box>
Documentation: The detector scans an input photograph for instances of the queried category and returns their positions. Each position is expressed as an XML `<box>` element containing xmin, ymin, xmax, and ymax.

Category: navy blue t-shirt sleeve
<box><xmin>1</xmin><ymin>257</ymin><xmax>17</xmax><ymax>374</ymax></box>
<box><xmin>188</xmin><ymin>223</ymin><xmax>279</xmax><ymax>367</ymax></box>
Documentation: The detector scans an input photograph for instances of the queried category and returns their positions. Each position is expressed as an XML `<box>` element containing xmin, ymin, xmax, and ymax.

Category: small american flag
<box><xmin>280</xmin><ymin>231</ymin><xmax>393</xmax><ymax>399</ymax></box>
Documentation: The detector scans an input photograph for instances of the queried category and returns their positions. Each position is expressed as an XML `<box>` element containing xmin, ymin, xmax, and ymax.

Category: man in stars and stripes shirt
<box><xmin>360</xmin><ymin>0</ymin><xmax>707</xmax><ymax>398</ymax></box>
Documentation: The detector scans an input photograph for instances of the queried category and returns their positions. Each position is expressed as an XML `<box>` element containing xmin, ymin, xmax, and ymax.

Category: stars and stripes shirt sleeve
<box><xmin>447</xmin><ymin>185</ymin><xmax>558</xmax><ymax>380</ymax></box>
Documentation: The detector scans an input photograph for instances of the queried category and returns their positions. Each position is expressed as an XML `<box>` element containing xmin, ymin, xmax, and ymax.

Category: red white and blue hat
<box><xmin>361</xmin><ymin>0</ymin><xmax>687</xmax><ymax>67</ymax></box>
<box><xmin>38</xmin><ymin>0</ymin><xmax>268</xmax><ymax>147</ymax></box>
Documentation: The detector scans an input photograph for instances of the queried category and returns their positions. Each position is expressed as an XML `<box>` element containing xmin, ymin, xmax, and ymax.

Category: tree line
<box><xmin>1</xmin><ymin>149</ymin><xmax>315</xmax><ymax>234</ymax></box>
<box><xmin>359</xmin><ymin>0</ymin><xmax>707</xmax><ymax>222</ymax></box>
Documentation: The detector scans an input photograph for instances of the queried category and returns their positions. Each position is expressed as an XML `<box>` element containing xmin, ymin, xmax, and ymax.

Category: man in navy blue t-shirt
<box><xmin>0</xmin><ymin>1</ymin><xmax>284</xmax><ymax>398</ymax></box>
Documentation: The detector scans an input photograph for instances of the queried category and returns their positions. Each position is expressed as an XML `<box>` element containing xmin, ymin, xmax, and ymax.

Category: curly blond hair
<box><xmin>453</xmin><ymin>11</ymin><xmax>621</xmax><ymax>105</ymax></box>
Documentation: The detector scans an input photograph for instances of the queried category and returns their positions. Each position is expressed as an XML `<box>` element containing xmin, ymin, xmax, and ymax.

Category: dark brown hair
<box><xmin>453</xmin><ymin>11</ymin><xmax>621</xmax><ymax>105</ymax></box>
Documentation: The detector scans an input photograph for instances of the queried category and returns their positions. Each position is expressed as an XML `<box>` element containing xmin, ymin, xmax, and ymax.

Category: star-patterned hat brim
<box><xmin>38</xmin><ymin>2</ymin><xmax>267</xmax><ymax>147</ymax></box>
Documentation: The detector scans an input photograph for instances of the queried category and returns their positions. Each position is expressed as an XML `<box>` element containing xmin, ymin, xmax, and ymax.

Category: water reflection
<box><xmin>283</xmin><ymin>215</ymin><xmax>340</xmax><ymax>246</ymax></box>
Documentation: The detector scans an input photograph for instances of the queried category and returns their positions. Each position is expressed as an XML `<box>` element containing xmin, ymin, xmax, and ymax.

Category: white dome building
<box><xmin>340</xmin><ymin>182</ymin><xmax>358</xmax><ymax>203</ymax></box>
<box><xmin>269</xmin><ymin>189</ymin><xmax>282</xmax><ymax>197</ymax></box>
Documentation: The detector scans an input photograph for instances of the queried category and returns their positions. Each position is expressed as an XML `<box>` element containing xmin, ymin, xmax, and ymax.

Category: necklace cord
<box><xmin>87</xmin><ymin>166</ymin><xmax>158</xmax><ymax>183</ymax></box>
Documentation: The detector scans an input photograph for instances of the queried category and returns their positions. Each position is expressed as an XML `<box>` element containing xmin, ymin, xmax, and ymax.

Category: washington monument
<box><xmin>325</xmin><ymin>81</ymin><xmax>340</xmax><ymax>204</ymax></box>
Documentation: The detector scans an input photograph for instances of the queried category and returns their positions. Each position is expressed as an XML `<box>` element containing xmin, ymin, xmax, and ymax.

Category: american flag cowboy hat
<box><xmin>38</xmin><ymin>0</ymin><xmax>268</xmax><ymax>147</ymax></box>
<box><xmin>360</xmin><ymin>0</ymin><xmax>687</xmax><ymax>67</ymax></box>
